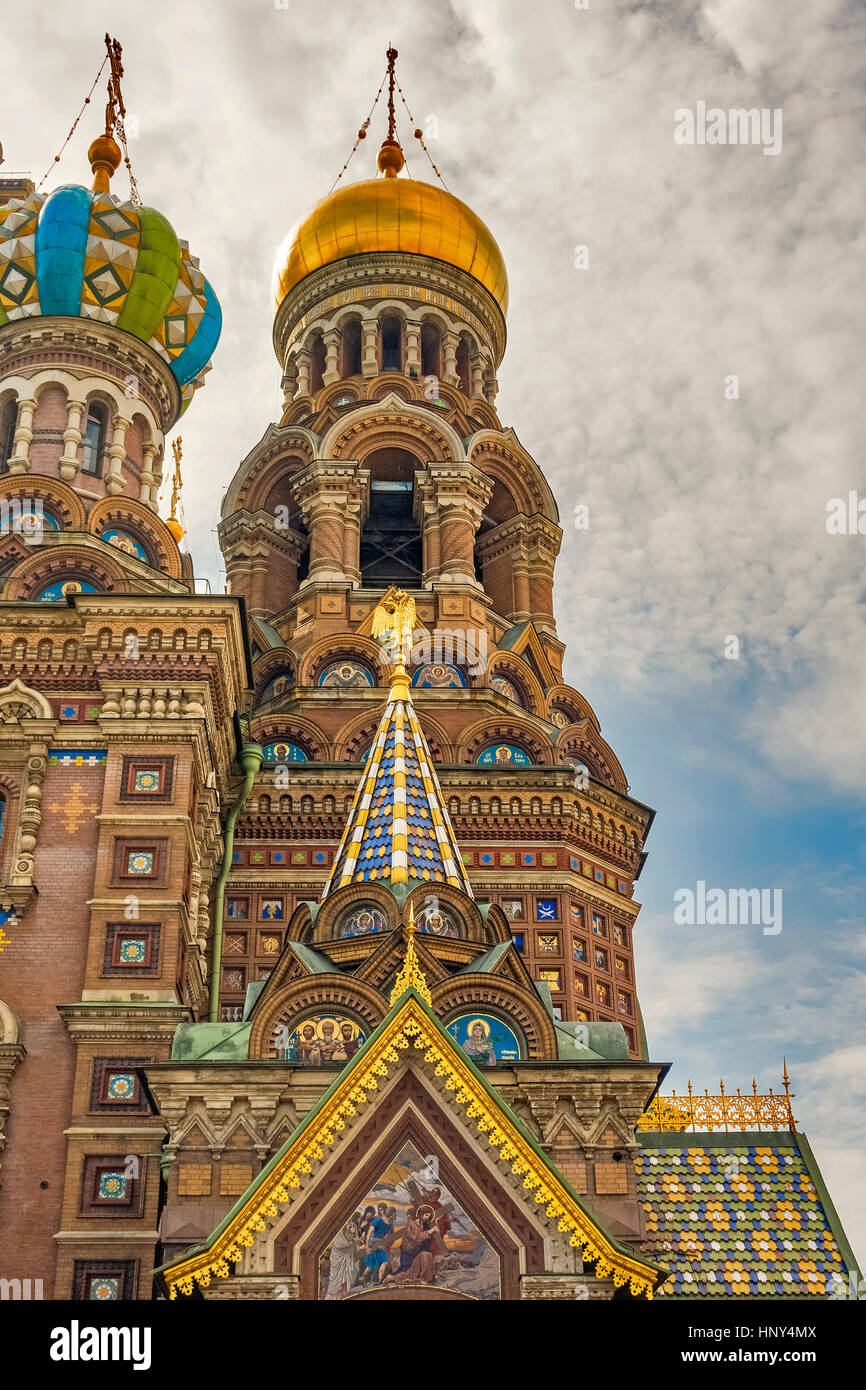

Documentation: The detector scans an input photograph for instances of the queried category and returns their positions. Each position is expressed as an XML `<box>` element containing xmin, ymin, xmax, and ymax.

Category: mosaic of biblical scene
<box><xmin>490</xmin><ymin>674</ymin><xmax>522</xmax><ymax>704</ymax></box>
<box><xmin>102</xmin><ymin>528</ymin><xmax>148</xmax><ymax>561</ymax></box>
<box><xmin>38</xmin><ymin>579</ymin><xmax>98</xmax><ymax>601</ymax></box>
<box><xmin>411</xmin><ymin>663</ymin><xmax>466</xmax><ymax>688</ymax></box>
<box><xmin>276</xmin><ymin>1014</ymin><xmax>365</xmax><ymax>1064</ymax></box>
<box><xmin>339</xmin><ymin>905</ymin><xmax>388</xmax><ymax>937</ymax></box>
<box><xmin>416</xmin><ymin>903</ymin><xmax>458</xmax><ymax>936</ymax></box>
<box><xmin>260</xmin><ymin>671</ymin><xmax>294</xmax><ymax>702</ymax></box>
<box><xmin>318</xmin><ymin>1142</ymin><xmax>499</xmax><ymax>1300</ymax></box>
<box><xmin>318</xmin><ymin>660</ymin><xmax>374</xmax><ymax>688</ymax></box>
<box><xmin>476</xmin><ymin>743</ymin><xmax>531</xmax><ymax>766</ymax></box>
<box><xmin>261</xmin><ymin>741</ymin><xmax>307</xmax><ymax>763</ymax></box>
<box><xmin>446</xmin><ymin>1013</ymin><xmax>521</xmax><ymax>1064</ymax></box>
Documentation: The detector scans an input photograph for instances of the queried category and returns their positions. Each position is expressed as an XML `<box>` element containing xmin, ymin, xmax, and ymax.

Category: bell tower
<box><xmin>217</xmin><ymin>47</ymin><xmax>649</xmax><ymax>1052</ymax></box>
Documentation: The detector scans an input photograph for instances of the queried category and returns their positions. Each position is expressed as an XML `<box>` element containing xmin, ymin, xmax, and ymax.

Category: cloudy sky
<box><xmin>4</xmin><ymin>0</ymin><xmax>864</xmax><ymax>1265</ymax></box>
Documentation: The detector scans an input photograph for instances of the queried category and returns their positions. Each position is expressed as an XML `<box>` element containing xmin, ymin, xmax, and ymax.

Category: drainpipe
<box><xmin>208</xmin><ymin>742</ymin><xmax>264</xmax><ymax>1022</ymax></box>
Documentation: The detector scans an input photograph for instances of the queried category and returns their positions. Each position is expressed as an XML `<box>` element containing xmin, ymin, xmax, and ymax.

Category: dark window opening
<box><xmin>456</xmin><ymin>339</ymin><xmax>471</xmax><ymax>395</ymax></box>
<box><xmin>82</xmin><ymin>403</ymin><xmax>108</xmax><ymax>476</ymax></box>
<box><xmin>310</xmin><ymin>336</ymin><xmax>326</xmax><ymax>394</ymax></box>
<box><xmin>421</xmin><ymin>323</ymin><xmax>441</xmax><ymax>378</ymax></box>
<box><xmin>341</xmin><ymin>320</ymin><xmax>362</xmax><ymax>377</ymax></box>
<box><xmin>380</xmin><ymin>316</ymin><xmax>402</xmax><ymax>372</ymax></box>
<box><xmin>360</xmin><ymin>481</ymin><xmax>422</xmax><ymax>585</ymax></box>
<box><xmin>0</xmin><ymin>403</ymin><xmax>16</xmax><ymax>469</ymax></box>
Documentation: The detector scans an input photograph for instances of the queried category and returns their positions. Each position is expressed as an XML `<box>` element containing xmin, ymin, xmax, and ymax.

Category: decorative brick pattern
<box><xmin>178</xmin><ymin>1163</ymin><xmax>213</xmax><ymax>1197</ymax></box>
<box><xmin>220</xmin><ymin>1163</ymin><xmax>254</xmax><ymax>1196</ymax></box>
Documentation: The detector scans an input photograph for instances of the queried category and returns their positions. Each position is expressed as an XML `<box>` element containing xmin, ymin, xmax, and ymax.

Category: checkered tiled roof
<box><xmin>636</xmin><ymin>1136</ymin><xmax>853</xmax><ymax>1298</ymax></box>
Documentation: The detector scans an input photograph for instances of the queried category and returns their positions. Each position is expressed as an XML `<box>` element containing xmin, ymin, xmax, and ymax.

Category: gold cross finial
<box><xmin>166</xmin><ymin>436</ymin><xmax>185</xmax><ymax>543</ymax></box>
<box><xmin>377</xmin><ymin>45</ymin><xmax>405</xmax><ymax>178</ymax></box>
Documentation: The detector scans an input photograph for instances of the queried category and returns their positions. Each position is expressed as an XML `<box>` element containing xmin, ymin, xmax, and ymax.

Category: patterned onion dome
<box><xmin>273</xmin><ymin>175</ymin><xmax>508</xmax><ymax>315</ymax></box>
<box><xmin>0</xmin><ymin>184</ymin><xmax>221</xmax><ymax>410</ymax></box>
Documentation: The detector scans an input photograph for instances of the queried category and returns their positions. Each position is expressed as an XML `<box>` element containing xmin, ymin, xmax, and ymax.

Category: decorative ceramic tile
<box><xmin>106</xmin><ymin>1072</ymin><xmax>136</xmax><ymax>1101</ymax></box>
<box><xmin>118</xmin><ymin>938</ymin><xmax>147</xmax><ymax>964</ymax></box>
<box><xmin>126</xmin><ymin>851</ymin><xmax>153</xmax><ymax>875</ymax></box>
<box><xmin>98</xmin><ymin>1171</ymin><xmax>127</xmax><ymax>1201</ymax></box>
<box><xmin>637</xmin><ymin>1142</ymin><xmax>851</xmax><ymax>1298</ymax></box>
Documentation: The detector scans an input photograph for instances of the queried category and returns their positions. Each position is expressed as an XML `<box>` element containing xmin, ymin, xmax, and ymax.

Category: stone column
<box><xmin>291</xmin><ymin>460</ymin><xmax>370</xmax><ymax>587</ymax></box>
<box><xmin>140</xmin><ymin>441</ymin><xmax>159</xmax><ymax>508</ymax></box>
<box><xmin>405</xmin><ymin>319</ymin><xmax>422</xmax><ymax>377</ymax></box>
<box><xmin>361</xmin><ymin>318</ymin><xmax>378</xmax><ymax>378</ymax></box>
<box><xmin>470</xmin><ymin>352</ymin><xmax>485</xmax><ymax>399</ymax></box>
<box><xmin>281</xmin><ymin>360</ymin><xmax>299</xmax><ymax>412</ymax></box>
<box><xmin>413</xmin><ymin>468</ymin><xmax>442</xmax><ymax>585</ymax></box>
<box><xmin>7</xmin><ymin>397</ymin><xmax>35</xmax><ymax>475</ymax></box>
<box><xmin>475</xmin><ymin>518</ymin><xmax>532</xmax><ymax>621</ymax></box>
<box><xmin>424</xmin><ymin>463</ymin><xmax>492</xmax><ymax>588</ymax></box>
<box><xmin>293</xmin><ymin>349</ymin><xmax>312</xmax><ymax>399</ymax></box>
<box><xmin>59</xmin><ymin>398</ymin><xmax>86</xmax><ymax>482</ymax></box>
<box><xmin>322</xmin><ymin>330</ymin><xmax>341</xmax><ymax>385</ymax></box>
<box><xmin>525</xmin><ymin>517</ymin><xmax>562</xmax><ymax>633</ymax></box>
<box><xmin>105</xmin><ymin>414</ymin><xmax>131</xmax><ymax>496</ymax></box>
<box><xmin>442</xmin><ymin>332</ymin><xmax>460</xmax><ymax>386</ymax></box>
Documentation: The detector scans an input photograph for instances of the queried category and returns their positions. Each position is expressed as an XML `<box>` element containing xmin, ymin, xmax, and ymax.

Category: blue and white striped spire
<box><xmin>321</xmin><ymin>593</ymin><xmax>472</xmax><ymax>899</ymax></box>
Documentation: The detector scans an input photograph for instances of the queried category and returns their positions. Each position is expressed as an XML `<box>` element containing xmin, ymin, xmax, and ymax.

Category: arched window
<box><xmin>0</xmin><ymin>401</ymin><xmax>17</xmax><ymax>469</ymax></box>
<box><xmin>359</xmin><ymin>447</ymin><xmax>422</xmax><ymax>586</ymax></box>
<box><xmin>380</xmin><ymin>315</ymin><xmax>403</xmax><ymax>372</ymax></box>
<box><xmin>309</xmin><ymin>336</ymin><xmax>326</xmax><ymax>394</ymax></box>
<box><xmin>82</xmin><ymin>403</ymin><xmax>108</xmax><ymax>475</ymax></box>
<box><xmin>421</xmin><ymin>323</ymin><xmax>441</xmax><ymax>378</ymax></box>
<box><xmin>456</xmin><ymin>338</ymin><xmax>471</xmax><ymax>395</ymax></box>
<box><xmin>340</xmin><ymin>319</ymin><xmax>362</xmax><ymax>377</ymax></box>
<box><xmin>0</xmin><ymin>792</ymin><xmax>5</xmax><ymax>846</ymax></box>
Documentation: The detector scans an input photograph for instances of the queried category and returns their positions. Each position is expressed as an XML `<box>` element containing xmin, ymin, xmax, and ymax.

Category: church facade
<box><xmin>0</xmin><ymin>47</ymin><xmax>858</xmax><ymax>1302</ymax></box>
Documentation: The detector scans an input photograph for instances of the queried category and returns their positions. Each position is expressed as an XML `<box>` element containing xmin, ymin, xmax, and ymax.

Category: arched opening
<box><xmin>0</xmin><ymin>400</ymin><xmax>17</xmax><ymax>469</ymax></box>
<box><xmin>474</xmin><ymin>479</ymin><xmax>520</xmax><ymax>604</ymax></box>
<box><xmin>82</xmin><ymin>402</ymin><xmax>108</xmax><ymax>475</ymax></box>
<box><xmin>309</xmin><ymin>336</ymin><xmax>326</xmax><ymax>395</ymax></box>
<box><xmin>456</xmin><ymin>338</ymin><xmax>471</xmax><ymax>395</ymax></box>
<box><xmin>420</xmin><ymin>322</ymin><xmax>441</xmax><ymax>378</ymax></box>
<box><xmin>340</xmin><ymin>318</ymin><xmax>362</xmax><ymax>377</ymax></box>
<box><xmin>380</xmin><ymin>315</ymin><xmax>403</xmax><ymax>372</ymax></box>
<box><xmin>359</xmin><ymin>448</ymin><xmax>422</xmax><ymax>586</ymax></box>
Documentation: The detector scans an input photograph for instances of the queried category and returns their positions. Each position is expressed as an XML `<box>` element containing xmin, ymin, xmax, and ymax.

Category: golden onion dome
<box><xmin>273</xmin><ymin>174</ymin><xmax>509</xmax><ymax>316</ymax></box>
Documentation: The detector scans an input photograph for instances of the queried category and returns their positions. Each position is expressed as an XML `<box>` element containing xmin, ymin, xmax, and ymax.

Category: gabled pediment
<box><xmin>354</xmin><ymin>926</ymin><xmax>450</xmax><ymax>993</ymax></box>
<box><xmin>456</xmin><ymin>940</ymin><xmax>535</xmax><ymax>990</ymax></box>
<box><xmin>498</xmin><ymin>622</ymin><xmax>557</xmax><ymax>690</ymax></box>
<box><xmin>157</xmin><ymin>992</ymin><xmax>662</xmax><ymax>1300</ymax></box>
<box><xmin>248</xmin><ymin>940</ymin><xmax>338</xmax><ymax>1018</ymax></box>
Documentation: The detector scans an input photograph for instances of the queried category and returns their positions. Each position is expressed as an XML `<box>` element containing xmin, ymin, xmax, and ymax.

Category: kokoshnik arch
<box><xmin>0</xmin><ymin>41</ymin><xmax>857</xmax><ymax>1303</ymax></box>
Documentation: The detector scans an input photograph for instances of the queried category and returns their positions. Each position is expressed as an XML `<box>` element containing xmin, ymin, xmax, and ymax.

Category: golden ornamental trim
<box><xmin>164</xmin><ymin>996</ymin><xmax>657</xmax><ymax>1300</ymax></box>
<box><xmin>389</xmin><ymin>908</ymin><xmax>432</xmax><ymax>1007</ymax></box>
<box><xmin>637</xmin><ymin>1071</ymin><xmax>796</xmax><ymax>1134</ymax></box>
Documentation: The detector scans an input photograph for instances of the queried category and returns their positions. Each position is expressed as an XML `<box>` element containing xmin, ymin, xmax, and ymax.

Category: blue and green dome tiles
<box><xmin>0</xmin><ymin>184</ymin><xmax>220</xmax><ymax>400</ymax></box>
<box><xmin>636</xmin><ymin>1139</ymin><xmax>852</xmax><ymax>1297</ymax></box>
<box><xmin>322</xmin><ymin>686</ymin><xmax>472</xmax><ymax>897</ymax></box>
